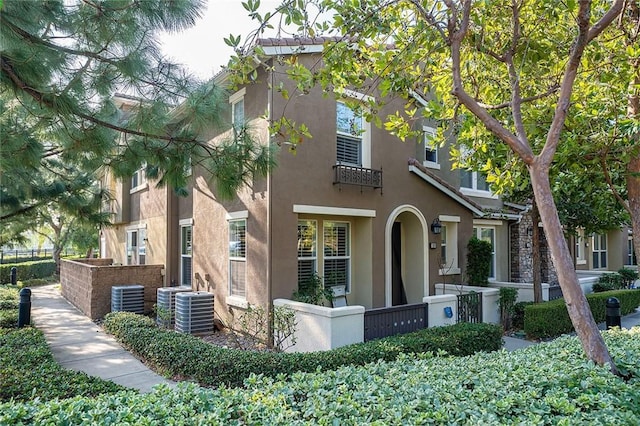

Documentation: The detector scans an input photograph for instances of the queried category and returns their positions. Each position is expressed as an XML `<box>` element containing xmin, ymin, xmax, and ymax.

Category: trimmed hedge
<box><xmin>0</xmin><ymin>260</ymin><xmax>56</xmax><ymax>284</ymax></box>
<box><xmin>524</xmin><ymin>289</ymin><xmax>640</xmax><ymax>338</ymax></box>
<box><xmin>103</xmin><ymin>312</ymin><xmax>503</xmax><ymax>388</ymax></box>
<box><xmin>0</xmin><ymin>328</ymin><xmax>127</xmax><ymax>402</ymax></box>
<box><xmin>3</xmin><ymin>328</ymin><xmax>639</xmax><ymax>424</ymax></box>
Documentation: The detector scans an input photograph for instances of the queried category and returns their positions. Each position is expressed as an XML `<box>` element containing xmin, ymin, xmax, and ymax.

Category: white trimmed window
<box><xmin>628</xmin><ymin>234</ymin><xmax>637</xmax><ymax>266</ymax></box>
<box><xmin>473</xmin><ymin>226</ymin><xmax>496</xmax><ymax>279</ymax></box>
<box><xmin>439</xmin><ymin>217</ymin><xmax>460</xmax><ymax>275</ymax></box>
<box><xmin>336</xmin><ymin>101</ymin><xmax>363</xmax><ymax>166</ymax></box>
<box><xmin>323</xmin><ymin>221</ymin><xmax>351</xmax><ymax>291</ymax></box>
<box><xmin>130</xmin><ymin>166</ymin><xmax>147</xmax><ymax>192</ymax></box>
<box><xmin>180</xmin><ymin>223</ymin><xmax>192</xmax><ymax>287</ymax></box>
<box><xmin>423</xmin><ymin>126</ymin><xmax>439</xmax><ymax>169</ymax></box>
<box><xmin>126</xmin><ymin>227</ymin><xmax>146</xmax><ymax>265</ymax></box>
<box><xmin>575</xmin><ymin>228</ymin><xmax>586</xmax><ymax>265</ymax></box>
<box><xmin>230</xmin><ymin>88</ymin><xmax>246</xmax><ymax>132</ymax></box>
<box><xmin>297</xmin><ymin>220</ymin><xmax>317</xmax><ymax>285</ymax></box>
<box><xmin>229</xmin><ymin>219</ymin><xmax>247</xmax><ymax>297</ymax></box>
<box><xmin>592</xmin><ymin>233</ymin><xmax>607</xmax><ymax>269</ymax></box>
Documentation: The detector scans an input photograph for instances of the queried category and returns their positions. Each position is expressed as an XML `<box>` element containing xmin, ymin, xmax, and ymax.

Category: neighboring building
<box><xmin>99</xmin><ymin>38</ymin><xmax>636</xmax><ymax>327</ymax></box>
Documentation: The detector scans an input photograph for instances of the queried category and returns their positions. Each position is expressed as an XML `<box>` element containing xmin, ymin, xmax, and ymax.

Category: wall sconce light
<box><xmin>431</xmin><ymin>218</ymin><xmax>442</xmax><ymax>235</ymax></box>
<box><xmin>527</xmin><ymin>226</ymin><xmax>533</xmax><ymax>237</ymax></box>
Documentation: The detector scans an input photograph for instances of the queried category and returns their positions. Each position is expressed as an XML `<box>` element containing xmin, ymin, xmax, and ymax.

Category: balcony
<box><xmin>333</xmin><ymin>164</ymin><xmax>383</xmax><ymax>191</ymax></box>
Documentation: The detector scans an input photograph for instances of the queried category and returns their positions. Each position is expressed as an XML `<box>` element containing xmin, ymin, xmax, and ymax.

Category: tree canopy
<box><xmin>0</xmin><ymin>0</ymin><xmax>276</xmax><ymax>244</ymax></box>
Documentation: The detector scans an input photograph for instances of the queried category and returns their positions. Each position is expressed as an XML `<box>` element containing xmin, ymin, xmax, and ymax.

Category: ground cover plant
<box><xmin>0</xmin><ymin>285</ymin><xmax>127</xmax><ymax>402</ymax></box>
<box><xmin>103</xmin><ymin>312</ymin><xmax>503</xmax><ymax>388</ymax></box>
<box><xmin>2</xmin><ymin>327</ymin><xmax>639</xmax><ymax>424</ymax></box>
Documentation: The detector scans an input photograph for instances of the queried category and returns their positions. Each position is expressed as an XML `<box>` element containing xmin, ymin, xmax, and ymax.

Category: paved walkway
<box><xmin>28</xmin><ymin>284</ymin><xmax>640</xmax><ymax>387</ymax></box>
<box><xmin>30</xmin><ymin>285</ymin><xmax>176</xmax><ymax>393</ymax></box>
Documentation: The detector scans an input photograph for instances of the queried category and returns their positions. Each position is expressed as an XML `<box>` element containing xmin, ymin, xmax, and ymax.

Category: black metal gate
<box><xmin>364</xmin><ymin>303</ymin><xmax>428</xmax><ymax>341</ymax></box>
<box><xmin>457</xmin><ymin>292</ymin><xmax>482</xmax><ymax>323</ymax></box>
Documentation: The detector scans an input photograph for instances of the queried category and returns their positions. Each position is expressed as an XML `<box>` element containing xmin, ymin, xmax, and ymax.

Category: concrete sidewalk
<box><xmin>30</xmin><ymin>284</ymin><xmax>176</xmax><ymax>393</ymax></box>
<box><xmin>502</xmin><ymin>307</ymin><xmax>640</xmax><ymax>352</ymax></box>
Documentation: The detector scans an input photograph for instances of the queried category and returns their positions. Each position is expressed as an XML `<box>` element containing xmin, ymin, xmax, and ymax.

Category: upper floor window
<box><xmin>336</xmin><ymin>101</ymin><xmax>363</xmax><ymax>166</ymax></box>
<box><xmin>229</xmin><ymin>88</ymin><xmax>246</xmax><ymax>132</ymax></box>
<box><xmin>423</xmin><ymin>126</ymin><xmax>439</xmax><ymax>169</ymax></box>
<box><xmin>131</xmin><ymin>166</ymin><xmax>147</xmax><ymax>191</ymax></box>
<box><xmin>461</xmin><ymin>170</ymin><xmax>490</xmax><ymax>192</ymax></box>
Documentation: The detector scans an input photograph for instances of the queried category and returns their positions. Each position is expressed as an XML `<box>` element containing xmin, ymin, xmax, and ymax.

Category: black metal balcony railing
<box><xmin>333</xmin><ymin>164</ymin><xmax>383</xmax><ymax>189</ymax></box>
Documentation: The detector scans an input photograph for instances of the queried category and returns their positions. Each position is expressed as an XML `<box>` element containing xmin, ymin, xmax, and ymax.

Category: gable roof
<box><xmin>407</xmin><ymin>158</ymin><xmax>485</xmax><ymax>217</ymax></box>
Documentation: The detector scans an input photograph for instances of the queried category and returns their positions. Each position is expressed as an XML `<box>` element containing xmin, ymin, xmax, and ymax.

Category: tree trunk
<box><xmin>529</xmin><ymin>162</ymin><xmax>617</xmax><ymax>373</ymax></box>
<box><xmin>53</xmin><ymin>246</ymin><xmax>62</xmax><ymax>277</ymax></box>
<box><xmin>628</xmin><ymin>155</ymin><xmax>640</xmax><ymax>265</ymax></box>
<box><xmin>531</xmin><ymin>199</ymin><xmax>543</xmax><ymax>303</ymax></box>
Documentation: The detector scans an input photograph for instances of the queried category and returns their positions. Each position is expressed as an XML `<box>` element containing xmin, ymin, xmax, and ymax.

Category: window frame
<box><xmin>126</xmin><ymin>225</ymin><xmax>146</xmax><ymax>265</ymax></box>
<box><xmin>130</xmin><ymin>166</ymin><xmax>147</xmax><ymax>193</ymax></box>
<box><xmin>575</xmin><ymin>228</ymin><xmax>586</xmax><ymax>265</ymax></box>
<box><xmin>335</xmin><ymin>93</ymin><xmax>372</xmax><ymax>168</ymax></box>
<box><xmin>297</xmin><ymin>220</ymin><xmax>318</xmax><ymax>286</ymax></box>
<box><xmin>230</xmin><ymin>88</ymin><xmax>246</xmax><ymax>132</ymax></box>
<box><xmin>473</xmin><ymin>225</ymin><xmax>496</xmax><ymax>280</ymax></box>
<box><xmin>228</xmin><ymin>217</ymin><xmax>247</xmax><ymax>298</ymax></box>
<box><xmin>628</xmin><ymin>234</ymin><xmax>637</xmax><ymax>266</ymax></box>
<box><xmin>180</xmin><ymin>221</ymin><xmax>193</xmax><ymax>287</ymax></box>
<box><xmin>323</xmin><ymin>221</ymin><xmax>352</xmax><ymax>293</ymax></box>
<box><xmin>591</xmin><ymin>233</ymin><xmax>607</xmax><ymax>269</ymax></box>
<box><xmin>438</xmin><ymin>216</ymin><xmax>460</xmax><ymax>275</ymax></box>
<box><xmin>422</xmin><ymin>126</ymin><xmax>440</xmax><ymax>169</ymax></box>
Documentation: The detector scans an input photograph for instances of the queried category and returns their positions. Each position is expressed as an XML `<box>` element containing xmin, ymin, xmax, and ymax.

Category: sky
<box><xmin>160</xmin><ymin>0</ymin><xmax>282</xmax><ymax>80</ymax></box>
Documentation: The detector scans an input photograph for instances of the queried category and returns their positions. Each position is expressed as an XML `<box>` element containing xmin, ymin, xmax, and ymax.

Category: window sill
<box><xmin>227</xmin><ymin>295</ymin><xmax>248</xmax><ymax>309</ymax></box>
<box><xmin>130</xmin><ymin>183</ymin><xmax>148</xmax><ymax>194</ymax></box>
<box><xmin>460</xmin><ymin>187</ymin><xmax>498</xmax><ymax>199</ymax></box>
<box><xmin>576</xmin><ymin>260</ymin><xmax>587</xmax><ymax>265</ymax></box>
<box><xmin>423</xmin><ymin>160</ymin><xmax>441</xmax><ymax>170</ymax></box>
<box><xmin>439</xmin><ymin>267</ymin><xmax>461</xmax><ymax>276</ymax></box>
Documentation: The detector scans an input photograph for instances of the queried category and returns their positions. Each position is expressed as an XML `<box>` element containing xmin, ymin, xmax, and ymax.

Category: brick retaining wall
<box><xmin>60</xmin><ymin>259</ymin><xmax>165</xmax><ymax>319</ymax></box>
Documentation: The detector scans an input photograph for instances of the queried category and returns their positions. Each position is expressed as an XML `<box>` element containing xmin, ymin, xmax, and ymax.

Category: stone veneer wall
<box><xmin>509</xmin><ymin>212</ymin><xmax>558</xmax><ymax>285</ymax></box>
<box><xmin>60</xmin><ymin>258</ymin><xmax>164</xmax><ymax>320</ymax></box>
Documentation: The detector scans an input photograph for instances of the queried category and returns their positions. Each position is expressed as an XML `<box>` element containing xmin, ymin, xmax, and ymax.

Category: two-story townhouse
<box><xmin>186</xmin><ymin>37</ymin><xmax>486</xmax><ymax>324</ymax></box>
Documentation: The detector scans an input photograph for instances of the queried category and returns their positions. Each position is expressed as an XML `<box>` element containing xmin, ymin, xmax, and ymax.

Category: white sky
<box><xmin>160</xmin><ymin>0</ymin><xmax>282</xmax><ymax>80</ymax></box>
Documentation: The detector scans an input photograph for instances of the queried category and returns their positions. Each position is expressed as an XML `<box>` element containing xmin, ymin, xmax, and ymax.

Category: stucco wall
<box><xmin>60</xmin><ymin>259</ymin><xmax>164</xmax><ymax>320</ymax></box>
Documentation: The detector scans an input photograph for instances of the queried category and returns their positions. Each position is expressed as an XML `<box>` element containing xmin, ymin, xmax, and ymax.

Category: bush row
<box><xmin>0</xmin><ymin>285</ymin><xmax>125</xmax><ymax>401</ymax></box>
<box><xmin>0</xmin><ymin>327</ymin><xmax>127</xmax><ymax>402</ymax></box>
<box><xmin>3</xmin><ymin>328</ymin><xmax>639</xmax><ymax>424</ymax></box>
<box><xmin>103</xmin><ymin>312</ymin><xmax>503</xmax><ymax>388</ymax></box>
<box><xmin>524</xmin><ymin>289</ymin><xmax>640</xmax><ymax>338</ymax></box>
<box><xmin>0</xmin><ymin>260</ymin><xmax>56</xmax><ymax>284</ymax></box>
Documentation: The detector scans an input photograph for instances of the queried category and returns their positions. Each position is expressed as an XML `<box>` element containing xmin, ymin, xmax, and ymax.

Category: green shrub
<box><xmin>618</xmin><ymin>267</ymin><xmax>639</xmax><ymax>289</ymax></box>
<box><xmin>466</xmin><ymin>237</ymin><xmax>492</xmax><ymax>286</ymax></box>
<box><xmin>524</xmin><ymin>289</ymin><xmax>640</xmax><ymax>338</ymax></box>
<box><xmin>2</xmin><ymin>328</ymin><xmax>639</xmax><ymax>424</ymax></box>
<box><xmin>292</xmin><ymin>272</ymin><xmax>332</xmax><ymax>306</ymax></box>
<box><xmin>103</xmin><ymin>312</ymin><xmax>503</xmax><ymax>388</ymax></box>
<box><xmin>0</xmin><ymin>260</ymin><xmax>56</xmax><ymax>284</ymax></box>
<box><xmin>0</xmin><ymin>286</ymin><xmax>19</xmax><ymax>328</ymax></box>
<box><xmin>0</xmin><ymin>328</ymin><xmax>127</xmax><ymax>402</ymax></box>
<box><xmin>592</xmin><ymin>273</ymin><xmax>625</xmax><ymax>293</ymax></box>
<box><xmin>512</xmin><ymin>301</ymin><xmax>533</xmax><ymax>330</ymax></box>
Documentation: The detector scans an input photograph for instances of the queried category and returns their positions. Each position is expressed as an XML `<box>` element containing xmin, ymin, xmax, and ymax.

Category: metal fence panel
<box><xmin>457</xmin><ymin>292</ymin><xmax>482</xmax><ymax>324</ymax></box>
<box><xmin>364</xmin><ymin>303</ymin><xmax>428</xmax><ymax>341</ymax></box>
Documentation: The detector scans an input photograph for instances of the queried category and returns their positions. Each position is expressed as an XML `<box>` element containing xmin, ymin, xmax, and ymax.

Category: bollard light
<box><xmin>18</xmin><ymin>288</ymin><xmax>31</xmax><ymax>328</ymax></box>
<box><xmin>605</xmin><ymin>297</ymin><xmax>621</xmax><ymax>330</ymax></box>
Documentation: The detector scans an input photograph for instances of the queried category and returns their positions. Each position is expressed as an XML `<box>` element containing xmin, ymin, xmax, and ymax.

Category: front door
<box><xmin>392</xmin><ymin>222</ymin><xmax>407</xmax><ymax>306</ymax></box>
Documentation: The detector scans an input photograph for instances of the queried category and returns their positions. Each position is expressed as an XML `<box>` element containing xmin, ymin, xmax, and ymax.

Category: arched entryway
<box><xmin>385</xmin><ymin>205</ymin><xmax>428</xmax><ymax>306</ymax></box>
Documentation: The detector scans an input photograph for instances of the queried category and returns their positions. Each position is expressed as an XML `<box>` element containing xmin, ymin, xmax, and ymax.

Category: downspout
<box><xmin>267</xmin><ymin>60</ymin><xmax>274</xmax><ymax>342</ymax></box>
